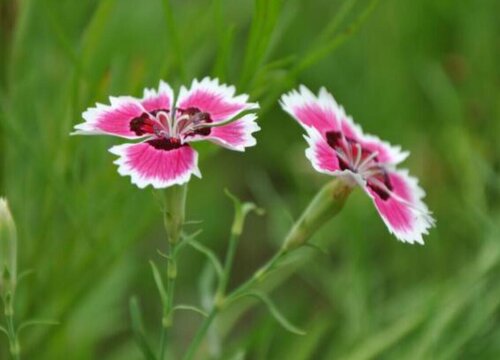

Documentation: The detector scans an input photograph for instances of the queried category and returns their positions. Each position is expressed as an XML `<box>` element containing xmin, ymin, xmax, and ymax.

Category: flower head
<box><xmin>73</xmin><ymin>77</ymin><xmax>260</xmax><ymax>188</ymax></box>
<box><xmin>281</xmin><ymin>86</ymin><xmax>435</xmax><ymax>244</ymax></box>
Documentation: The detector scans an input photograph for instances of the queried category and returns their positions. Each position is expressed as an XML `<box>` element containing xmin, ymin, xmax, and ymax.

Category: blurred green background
<box><xmin>1</xmin><ymin>0</ymin><xmax>499</xmax><ymax>358</ymax></box>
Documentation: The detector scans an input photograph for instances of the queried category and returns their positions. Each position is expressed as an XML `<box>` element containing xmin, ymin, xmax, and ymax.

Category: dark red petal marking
<box><xmin>146</xmin><ymin>138</ymin><xmax>184</xmax><ymax>151</ymax></box>
<box><xmin>325</xmin><ymin>130</ymin><xmax>392</xmax><ymax>200</ymax></box>
<box><xmin>150</xmin><ymin>109</ymin><xmax>170</xmax><ymax>117</ymax></box>
<box><xmin>130</xmin><ymin>109</ymin><xmax>170</xmax><ymax>136</ymax></box>
<box><xmin>130</xmin><ymin>114</ymin><xmax>157</xmax><ymax>136</ymax></box>
<box><xmin>325</xmin><ymin>130</ymin><xmax>343</xmax><ymax>148</ymax></box>
<box><xmin>178</xmin><ymin>107</ymin><xmax>201</xmax><ymax>116</ymax></box>
<box><xmin>367</xmin><ymin>170</ymin><xmax>393</xmax><ymax>201</ymax></box>
<box><xmin>324</xmin><ymin>131</ymin><xmax>346</xmax><ymax>169</ymax></box>
<box><xmin>178</xmin><ymin>107</ymin><xmax>213</xmax><ymax>137</ymax></box>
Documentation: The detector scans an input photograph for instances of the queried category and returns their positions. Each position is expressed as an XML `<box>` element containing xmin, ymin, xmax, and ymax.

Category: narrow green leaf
<box><xmin>129</xmin><ymin>297</ymin><xmax>157</xmax><ymax>360</ymax></box>
<box><xmin>224</xmin><ymin>189</ymin><xmax>264</xmax><ymax>236</ymax></box>
<box><xmin>303</xmin><ymin>243</ymin><xmax>329</xmax><ymax>256</ymax></box>
<box><xmin>42</xmin><ymin>0</ymin><xmax>84</xmax><ymax>74</ymax></box>
<box><xmin>229</xmin><ymin>349</ymin><xmax>246</xmax><ymax>360</ymax></box>
<box><xmin>212</xmin><ymin>0</ymin><xmax>234</xmax><ymax>80</ymax></box>
<box><xmin>17</xmin><ymin>319</ymin><xmax>59</xmax><ymax>336</ymax></box>
<box><xmin>239</xmin><ymin>0</ymin><xmax>283</xmax><ymax>89</ymax></box>
<box><xmin>316</xmin><ymin>0</ymin><xmax>358</xmax><ymax>44</ymax></box>
<box><xmin>341</xmin><ymin>310</ymin><xmax>426</xmax><ymax>360</ymax></box>
<box><xmin>173</xmin><ymin>304</ymin><xmax>209</xmax><ymax>318</ymax></box>
<box><xmin>150</xmin><ymin>260</ymin><xmax>167</xmax><ymax>305</ymax></box>
<box><xmin>257</xmin><ymin>54</ymin><xmax>296</xmax><ymax>74</ymax></box>
<box><xmin>80</xmin><ymin>0</ymin><xmax>117</xmax><ymax>67</ymax></box>
<box><xmin>188</xmin><ymin>240</ymin><xmax>224</xmax><ymax>282</ymax></box>
<box><xmin>198</xmin><ymin>262</ymin><xmax>217</xmax><ymax>310</ymax></box>
<box><xmin>161</xmin><ymin>0</ymin><xmax>187</xmax><ymax>80</ymax></box>
<box><xmin>294</xmin><ymin>0</ymin><xmax>380</xmax><ymax>73</ymax></box>
<box><xmin>173</xmin><ymin>229</ymin><xmax>203</xmax><ymax>256</ymax></box>
<box><xmin>239</xmin><ymin>291</ymin><xmax>306</xmax><ymax>335</ymax></box>
<box><xmin>183</xmin><ymin>220</ymin><xmax>204</xmax><ymax>226</ymax></box>
<box><xmin>0</xmin><ymin>325</ymin><xmax>8</xmax><ymax>336</ymax></box>
<box><xmin>17</xmin><ymin>269</ymin><xmax>34</xmax><ymax>284</ymax></box>
<box><xmin>156</xmin><ymin>249</ymin><xmax>172</xmax><ymax>260</ymax></box>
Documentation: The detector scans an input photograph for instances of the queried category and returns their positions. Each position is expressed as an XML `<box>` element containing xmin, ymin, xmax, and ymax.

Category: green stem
<box><xmin>184</xmin><ymin>179</ymin><xmax>353</xmax><ymax>358</ymax></box>
<box><xmin>7</xmin><ymin>315</ymin><xmax>19</xmax><ymax>360</ymax></box>
<box><xmin>215</xmin><ymin>232</ymin><xmax>238</xmax><ymax>304</ymax></box>
<box><xmin>159</xmin><ymin>248</ymin><xmax>177</xmax><ymax>359</ymax></box>
<box><xmin>164</xmin><ymin>185</ymin><xmax>187</xmax><ymax>246</ymax></box>
<box><xmin>231</xmin><ymin>178</ymin><xmax>353</xmax><ymax>300</ymax></box>
<box><xmin>159</xmin><ymin>184</ymin><xmax>187</xmax><ymax>359</ymax></box>
<box><xmin>182</xmin><ymin>309</ymin><xmax>217</xmax><ymax>360</ymax></box>
<box><xmin>184</xmin><ymin>192</ymin><xmax>257</xmax><ymax>359</ymax></box>
<box><xmin>226</xmin><ymin>249</ymin><xmax>286</xmax><ymax>303</ymax></box>
<box><xmin>3</xmin><ymin>295</ymin><xmax>19</xmax><ymax>360</ymax></box>
<box><xmin>183</xmin><ymin>245</ymin><xmax>286</xmax><ymax>360</ymax></box>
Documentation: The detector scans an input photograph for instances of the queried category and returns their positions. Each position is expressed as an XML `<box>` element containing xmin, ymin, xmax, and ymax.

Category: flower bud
<box><xmin>0</xmin><ymin>198</ymin><xmax>17</xmax><ymax>297</ymax></box>
<box><xmin>282</xmin><ymin>178</ymin><xmax>354</xmax><ymax>252</ymax></box>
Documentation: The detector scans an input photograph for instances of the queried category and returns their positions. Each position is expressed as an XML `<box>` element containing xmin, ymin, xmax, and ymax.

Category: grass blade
<box><xmin>129</xmin><ymin>297</ymin><xmax>157</xmax><ymax>360</ymax></box>
<box><xmin>173</xmin><ymin>304</ymin><xmax>209</xmax><ymax>318</ymax></box>
<box><xmin>238</xmin><ymin>290</ymin><xmax>306</xmax><ymax>335</ymax></box>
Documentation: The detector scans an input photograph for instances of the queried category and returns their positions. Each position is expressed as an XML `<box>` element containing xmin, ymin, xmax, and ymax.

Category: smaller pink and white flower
<box><xmin>281</xmin><ymin>86</ymin><xmax>435</xmax><ymax>244</ymax></box>
<box><xmin>73</xmin><ymin>78</ymin><xmax>260</xmax><ymax>188</ymax></box>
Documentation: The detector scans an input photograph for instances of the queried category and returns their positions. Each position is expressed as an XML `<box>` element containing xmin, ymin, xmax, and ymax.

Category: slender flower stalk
<box><xmin>184</xmin><ymin>193</ymin><xmax>261</xmax><ymax>360</ymax></box>
<box><xmin>159</xmin><ymin>184</ymin><xmax>187</xmax><ymax>359</ymax></box>
<box><xmin>183</xmin><ymin>181</ymin><xmax>352</xmax><ymax>359</ymax></box>
<box><xmin>226</xmin><ymin>180</ymin><xmax>353</xmax><ymax>303</ymax></box>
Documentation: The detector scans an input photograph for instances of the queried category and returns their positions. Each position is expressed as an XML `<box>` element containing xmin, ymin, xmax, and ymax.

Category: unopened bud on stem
<box><xmin>282</xmin><ymin>178</ymin><xmax>354</xmax><ymax>252</ymax></box>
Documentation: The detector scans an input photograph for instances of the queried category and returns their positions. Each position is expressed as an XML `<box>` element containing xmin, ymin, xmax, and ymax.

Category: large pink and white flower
<box><xmin>280</xmin><ymin>86</ymin><xmax>435</xmax><ymax>244</ymax></box>
<box><xmin>73</xmin><ymin>78</ymin><xmax>260</xmax><ymax>188</ymax></box>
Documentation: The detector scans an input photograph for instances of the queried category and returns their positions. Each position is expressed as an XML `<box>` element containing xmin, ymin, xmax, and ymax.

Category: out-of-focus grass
<box><xmin>0</xmin><ymin>0</ymin><xmax>499</xmax><ymax>359</ymax></box>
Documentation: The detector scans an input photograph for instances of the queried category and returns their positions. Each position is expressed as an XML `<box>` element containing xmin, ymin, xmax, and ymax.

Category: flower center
<box><xmin>326</xmin><ymin>131</ymin><xmax>393</xmax><ymax>200</ymax></box>
<box><xmin>129</xmin><ymin>107</ymin><xmax>213</xmax><ymax>148</ymax></box>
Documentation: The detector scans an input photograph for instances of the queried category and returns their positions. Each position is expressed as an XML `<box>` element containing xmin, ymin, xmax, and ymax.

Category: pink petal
<box><xmin>360</xmin><ymin>134</ymin><xmax>409</xmax><ymax>165</ymax></box>
<box><xmin>304</xmin><ymin>128</ymin><xmax>342</xmax><ymax>175</ymax></box>
<box><xmin>176</xmin><ymin>77</ymin><xmax>258</xmax><ymax>122</ymax></box>
<box><xmin>186</xmin><ymin>114</ymin><xmax>260</xmax><ymax>151</ymax></box>
<box><xmin>109</xmin><ymin>141</ymin><xmax>201</xmax><ymax>188</ymax></box>
<box><xmin>74</xmin><ymin>96</ymin><xmax>146</xmax><ymax>139</ymax></box>
<box><xmin>304</xmin><ymin>128</ymin><xmax>366</xmax><ymax>185</ymax></box>
<box><xmin>280</xmin><ymin>86</ymin><xmax>363</xmax><ymax>139</ymax></box>
<box><xmin>141</xmin><ymin>80</ymin><xmax>174</xmax><ymax>112</ymax></box>
<box><xmin>364</xmin><ymin>169</ymin><xmax>435</xmax><ymax>244</ymax></box>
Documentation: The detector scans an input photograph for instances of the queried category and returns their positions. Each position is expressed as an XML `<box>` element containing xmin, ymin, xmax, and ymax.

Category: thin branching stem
<box><xmin>159</xmin><ymin>184</ymin><xmax>187</xmax><ymax>359</ymax></box>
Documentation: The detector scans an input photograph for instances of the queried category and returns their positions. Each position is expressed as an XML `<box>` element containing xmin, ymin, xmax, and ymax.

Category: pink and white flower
<box><xmin>280</xmin><ymin>86</ymin><xmax>435</xmax><ymax>244</ymax></box>
<box><xmin>73</xmin><ymin>78</ymin><xmax>260</xmax><ymax>188</ymax></box>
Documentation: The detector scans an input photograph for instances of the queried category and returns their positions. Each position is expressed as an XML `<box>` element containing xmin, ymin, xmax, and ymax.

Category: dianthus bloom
<box><xmin>73</xmin><ymin>78</ymin><xmax>260</xmax><ymax>188</ymax></box>
<box><xmin>281</xmin><ymin>86</ymin><xmax>435</xmax><ymax>244</ymax></box>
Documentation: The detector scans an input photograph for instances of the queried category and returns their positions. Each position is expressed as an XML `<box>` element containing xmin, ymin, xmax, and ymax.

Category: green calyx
<box><xmin>282</xmin><ymin>178</ymin><xmax>354</xmax><ymax>252</ymax></box>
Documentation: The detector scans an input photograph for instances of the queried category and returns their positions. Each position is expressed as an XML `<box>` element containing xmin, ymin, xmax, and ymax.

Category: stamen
<box><xmin>354</xmin><ymin>143</ymin><xmax>362</xmax><ymax>170</ymax></box>
<box><xmin>343</xmin><ymin>134</ymin><xmax>353</xmax><ymax>165</ymax></box>
<box><xmin>357</xmin><ymin>151</ymin><xmax>379</xmax><ymax>173</ymax></box>
<box><xmin>335</xmin><ymin>149</ymin><xmax>351</xmax><ymax>170</ymax></box>
<box><xmin>362</xmin><ymin>167</ymin><xmax>384</xmax><ymax>179</ymax></box>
